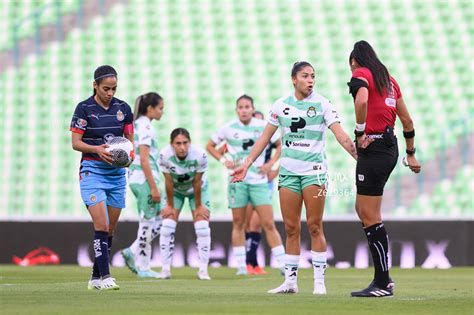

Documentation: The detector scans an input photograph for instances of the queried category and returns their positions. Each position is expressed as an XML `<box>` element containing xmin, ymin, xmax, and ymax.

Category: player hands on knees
<box><xmin>207</xmin><ymin>95</ymin><xmax>286</xmax><ymax>277</ymax></box>
<box><xmin>159</xmin><ymin>128</ymin><xmax>212</xmax><ymax>280</ymax></box>
<box><xmin>121</xmin><ymin>92</ymin><xmax>165</xmax><ymax>279</ymax></box>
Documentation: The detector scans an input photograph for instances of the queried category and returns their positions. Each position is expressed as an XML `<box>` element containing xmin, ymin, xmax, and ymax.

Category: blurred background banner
<box><xmin>1</xmin><ymin>221</ymin><xmax>473</xmax><ymax>267</ymax></box>
<box><xmin>0</xmin><ymin>2</ymin><xmax>472</xmax><ymax>222</ymax></box>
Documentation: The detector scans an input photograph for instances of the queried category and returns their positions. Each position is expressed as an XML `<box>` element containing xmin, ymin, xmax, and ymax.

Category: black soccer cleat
<box><xmin>351</xmin><ymin>278</ymin><xmax>394</xmax><ymax>298</ymax></box>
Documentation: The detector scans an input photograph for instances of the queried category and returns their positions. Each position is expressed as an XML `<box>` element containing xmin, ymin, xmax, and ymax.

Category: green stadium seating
<box><xmin>0</xmin><ymin>0</ymin><xmax>472</xmax><ymax>219</ymax></box>
<box><xmin>0</xmin><ymin>0</ymin><xmax>81</xmax><ymax>51</ymax></box>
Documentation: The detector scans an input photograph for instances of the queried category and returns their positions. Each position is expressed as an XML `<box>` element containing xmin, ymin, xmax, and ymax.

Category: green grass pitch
<box><xmin>1</xmin><ymin>266</ymin><xmax>473</xmax><ymax>315</ymax></box>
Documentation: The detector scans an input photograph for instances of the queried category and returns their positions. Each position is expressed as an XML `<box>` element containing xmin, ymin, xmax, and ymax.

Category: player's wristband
<box><xmin>355</xmin><ymin>123</ymin><xmax>366</xmax><ymax>132</ymax></box>
<box><xmin>403</xmin><ymin>129</ymin><xmax>415</xmax><ymax>139</ymax></box>
<box><xmin>354</xmin><ymin>129</ymin><xmax>365</xmax><ymax>137</ymax></box>
<box><xmin>219</xmin><ymin>156</ymin><xmax>227</xmax><ymax>164</ymax></box>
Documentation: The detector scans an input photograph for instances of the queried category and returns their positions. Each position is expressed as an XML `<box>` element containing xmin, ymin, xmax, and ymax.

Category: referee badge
<box><xmin>307</xmin><ymin>106</ymin><xmax>316</xmax><ymax>118</ymax></box>
<box><xmin>116</xmin><ymin>110</ymin><xmax>124</xmax><ymax>121</ymax></box>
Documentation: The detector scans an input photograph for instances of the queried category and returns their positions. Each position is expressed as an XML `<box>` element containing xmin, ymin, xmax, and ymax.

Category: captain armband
<box><xmin>403</xmin><ymin>129</ymin><xmax>415</xmax><ymax>139</ymax></box>
<box><xmin>347</xmin><ymin>77</ymin><xmax>369</xmax><ymax>99</ymax></box>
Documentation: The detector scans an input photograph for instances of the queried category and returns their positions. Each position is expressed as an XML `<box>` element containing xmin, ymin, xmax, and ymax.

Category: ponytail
<box><xmin>350</xmin><ymin>41</ymin><xmax>391</xmax><ymax>95</ymax></box>
<box><xmin>134</xmin><ymin>92</ymin><xmax>163</xmax><ymax>121</ymax></box>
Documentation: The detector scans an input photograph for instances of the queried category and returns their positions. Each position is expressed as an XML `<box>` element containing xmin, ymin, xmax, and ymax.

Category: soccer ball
<box><xmin>105</xmin><ymin>136</ymin><xmax>134</xmax><ymax>168</ymax></box>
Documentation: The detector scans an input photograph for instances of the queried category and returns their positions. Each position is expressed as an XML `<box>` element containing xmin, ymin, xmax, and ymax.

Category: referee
<box><xmin>347</xmin><ymin>41</ymin><xmax>421</xmax><ymax>298</ymax></box>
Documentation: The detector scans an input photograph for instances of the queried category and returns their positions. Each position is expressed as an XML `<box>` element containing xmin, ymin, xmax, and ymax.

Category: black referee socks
<box><xmin>364</xmin><ymin>223</ymin><xmax>390</xmax><ymax>287</ymax></box>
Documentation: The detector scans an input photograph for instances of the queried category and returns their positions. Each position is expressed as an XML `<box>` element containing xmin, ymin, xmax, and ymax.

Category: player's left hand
<box><xmin>406</xmin><ymin>155</ymin><xmax>421</xmax><ymax>173</ymax></box>
<box><xmin>259</xmin><ymin>162</ymin><xmax>272</xmax><ymax>175</ymax></box>
<box><xmin>151</xmin><ymin>187</ymin><xmax>161</xmax><ymax>203</ymax></box>
<box><xmin>356</xmin><ymin>134</ymin><xmax>374</xmax><ymax>149</ymax></box>
<box><xmin>194</xmin><ymin>205</ymin><xmax>210</xmax><ymax>221</ymax></box>
<box><xmin>231</xmin><ymin>165</ymin><xmax>248</xmax><ymax>183</ymax></box>
<box><xmin>267</xmin><ymin>169</ymin><xmax>278</xmax><ymax>181</ymax></box>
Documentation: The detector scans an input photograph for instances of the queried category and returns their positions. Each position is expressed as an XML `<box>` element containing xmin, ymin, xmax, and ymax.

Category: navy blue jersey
<box><xmin>70</xmin><ymin>96</ymin><xmax>133</xmax><ymax>174</ymax></box>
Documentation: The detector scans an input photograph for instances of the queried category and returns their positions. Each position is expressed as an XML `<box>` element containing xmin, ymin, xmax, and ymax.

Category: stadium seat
<box><xmin>0</xmin><ymin>0</ymin><xmax>472</xmax><ymax>218</ymax></box>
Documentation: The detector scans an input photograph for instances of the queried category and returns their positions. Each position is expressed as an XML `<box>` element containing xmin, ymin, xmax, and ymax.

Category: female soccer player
<box><xmin>121</xmin><ymin>92</ymin><xmax>164</xmax><ymax>278</ymax></box>
<box><xmin>158</xmin><ymin>128</ymin><xmax>212</xmax><ymax>280</ymax></box>
<box><xmin>207</xmin><ymin>95</ymin><xmax>286</xmax><ymax>276</ymax></box>
<box><xmin>70</xmin><ymin>65</ymin><xmax>134</xmax><ymax>290</ymax></box>
<box><xmin>216</xmin><ymin>110</ymin><xmax>280</xmax><ymax>276</ymax></box>
<box><xmin>245</xmin><ymin>110</ymin><xmax>280</xmax><ymax>275</ymax></box>
<box><xmin>348</xmin><ymin>40</ymin><xmax>421</xmax><ymax>297</ymax></box>
<box><xmin>232</xmin><ymin>62</ymin><xmax>357</xmax><ymax>294</ymax></box>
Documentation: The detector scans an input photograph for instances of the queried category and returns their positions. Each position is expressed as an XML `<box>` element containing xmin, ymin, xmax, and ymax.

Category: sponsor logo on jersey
<box><xmin>270</xmin><ymin>111</ymin><xmax>278</xmax><ymax>120</ymax></box>
<box><xmin>283</xmin><ymin>107</ymin><xmax>290</xmax><ymax>115</ymax></box>
<box><xmin>104</xmin><ymin>133</ymin><xmax>115</xmax><ymax>142</ymax></box>
<box><xmin>116</xmin><ymin>110</ymin><xmax>124</xmax><ymax>121</ymax></box>
<box><xmin>385</xmin><ymin>97</ymin><xmax>396</xmax><ymax>107</ymax></box>
<box><xmin>177</xmin><ymin>174</ymin><xmax>191</xmax><ymax>183</ymax></box>
<box><xmin>290</xmin><ymin>117</ymin><xmax>306</xmax><ymax>133</ymax></box>
<box><xmin>288</xmin><ymin>134</ymin><xmax>304</xmax><ymax>139</ymax></box>
<box><xmin>307</xmin><ymin>106</ymin><xmax>316</xmax><ymax>118</ymax></box>
<box><xmin>233</xmin><ymin>132</ymin><xmax>239</xmax><ymax>139</ymax></box>
<box><xmin>76</xmin><ymin>118</ymin><xmax>87</xmax><ymax>128</ymax></box>
<box><xmin>242</xmin><ymin>139</ymin><xmax>255</xmax><ymax>150</ymax></box>
<box><xmin>313</xmin><ymin>164</ymin><xmax>322</xmax><ymax>170</ymax></box>
<box><xmin>91</xmin><ymin>113</ymin><xmax>99</xmax><ymax>120</ymax></box>
<box><xmin>285</xmin><ymin>140</ymin><xmax>310</xmax><ymax>148</ymax></box>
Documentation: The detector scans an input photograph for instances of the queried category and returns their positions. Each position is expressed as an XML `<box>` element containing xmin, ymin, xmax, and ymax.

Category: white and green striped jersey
<box><xmin>211</xmin><ymin>117</ymin><xmax>280</xmax><ymax>185</ymax></box>
<box><xmin>128</xmin><ymin>116</ymin><xmax>160</xmax><ymax>184</ymax></box>
<box><xmin>267</xmin><ymin>91</ymin><xmax>340</xmax><ymax>177</ymax></box>
<box><xmin>158</xmin><ymin>144</ymin><xmax>208</xmax><ymax>196</ymax></box>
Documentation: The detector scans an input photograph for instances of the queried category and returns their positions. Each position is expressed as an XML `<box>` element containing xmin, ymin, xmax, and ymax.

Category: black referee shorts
<box><xmin>356</xmin><ymin>138</ymin><xmax>398</xmax><ymax>196</ymax></box>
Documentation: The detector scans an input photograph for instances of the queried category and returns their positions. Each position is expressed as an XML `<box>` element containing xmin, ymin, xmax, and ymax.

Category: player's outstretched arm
<box><xmin>232</xmin><ymin>123</ymin><xmax>278</xmax><ymax>182</ymax></box>
<box><xmin>329</xmin><ymin>123</ymin><xmax>357</xmax><ymax>160</ymax></box>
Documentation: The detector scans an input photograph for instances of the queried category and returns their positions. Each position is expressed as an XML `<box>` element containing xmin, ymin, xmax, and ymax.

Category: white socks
<box><xmin>134</xmin><ymin>219</ymin><xmax>154</xmax><ymax>272</ymax></box>
<box><xmin>284</xmin><ymin>254</ymin><xmax>300</xmax><ymax>285</ymax></box>
<box><xmin>129</xmin><ymin>216</ymin><xmax>162</xmax><ymax>272</ymax></box>
<box><xmin>271</xmin><ymin>245</ymin><xmax>286</xmax><ymax>268</ymax></box>
<box><xmin>160</xmin><ymin>219</ymin><xmax>177</xmax><ymax>271</ymax></box>
<box><xmin>129</xmin><ymin>216</ymin><xmax>162</xmax><ymax>256</ymax></box>
<box><xmin>311</xmin><ymin>251</ymin><xmax>327</xmax><ymax>283</ymax></box>
<box><xmin>151</xmin><ymin>216</ymin><xmax>162</xmax><ymax>240</ymax></box>
<box><xmin>194</xmin><ymin>220</ymin><xmax>211</xmax><ymax>272</ymax></box>
<box><xmin>233</xmin><ymin>246</ymin><xmax>246</xmax><ymax>269</ymax></box>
